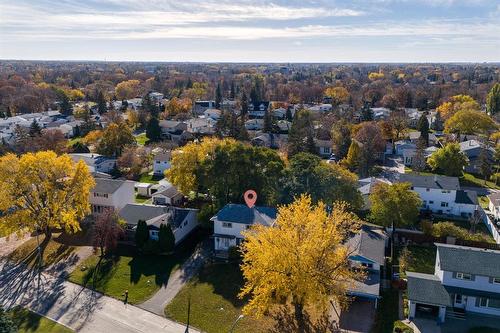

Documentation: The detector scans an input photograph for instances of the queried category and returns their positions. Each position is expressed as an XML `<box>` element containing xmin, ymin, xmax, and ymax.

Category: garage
<box><xmin>415</xmin><ymin>303</ymin><xmax>440</xmax><ymax>319</ymax></box>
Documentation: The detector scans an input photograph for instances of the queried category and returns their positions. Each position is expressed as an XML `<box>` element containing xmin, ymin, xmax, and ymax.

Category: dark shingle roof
<box><xmin>398</xmin><ymin>174</ymin><xmax>460</xmax><ymax>191</ymax></box>
<box><xmin>407</xmin><ymin>272</ymin><xmax>452</xmax><ymax>307</ymax></box>
<box><xmin>93</xmin><ymin>178</ymin><xmax>129</xmax><ymax>194</ymax></box>
<box><xmin>119</xmin><ymin>204</ymin><xmax>170</xmax><ymax>226</ymax></box>
<box><xmin>455</xmin><ymin>190</ymin><xmax>478</xmax><ymax>205</ymax></box>
<box><xmin>347</xmin><ymin>225</ymin><xmax>387</xmax><ymax>265</ymax></box>
<box><xmin>437</xmin><ymin>243</ymin><xmax>500</xmax><ymax>277</ymax></box>
<box><xmin>214</xmin><ymin>204</ymin><xmax>277</xmax><ymax>226</ymax></box>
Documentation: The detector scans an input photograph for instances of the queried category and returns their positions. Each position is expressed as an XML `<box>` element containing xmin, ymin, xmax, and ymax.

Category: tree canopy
<box><xmin>444</xmin><ymin>109</ymin><xmax>497</xmax><ymax>135</ymax></box>
<box><xmin>428</xmin><ymin>143</ymin><xmax>468</xmax><ymax>176</ymax></box>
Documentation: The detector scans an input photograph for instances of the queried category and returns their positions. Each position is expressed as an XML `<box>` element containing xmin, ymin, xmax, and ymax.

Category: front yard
<box><xmin>68</xmin><ymin>232</ymin><xmax>202</xmax><ymax>305</ymax></box>
<box><xmin>8</xmin><ymin>307</ymin><xmax>73</xmax><ymax>333</ymax></box>
<box><xmin>165</xmin><ymin>263</ymin><xmax>273</xmax><ymax>333</ymax></box>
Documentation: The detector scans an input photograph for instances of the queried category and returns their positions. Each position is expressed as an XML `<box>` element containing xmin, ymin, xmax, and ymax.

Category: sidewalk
<box><xmin>0</xmin><ymin>260</ymin><xmax>200</xmax><ymax>333</ymax></box>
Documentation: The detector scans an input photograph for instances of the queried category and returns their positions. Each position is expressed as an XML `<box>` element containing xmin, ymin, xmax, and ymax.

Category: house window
<box><xmin>429</xmin><ymin>201</ymin><xmax>434</xmax><ymax>204</ymax></box>
<box><xmin>184</xmin><ymin>221</ymin><xmax>188</xmax><ymax>226</ymax></box>
<box><xmin>492</xmin><ymin>277</ymin><xmax>500</xmax><ymax>284</ymax></box>
<box><xmin>426</xmin><ymin>188</ymin><xmax>430</xmax><ymax>192</ymax></box>
<box><xmin>479</xmin><ymin>297</ymin><xmax>487</xmax><ymax>307</ymax></box>
<box><xmin>456</xmin><ymin>272</ymin><xmax>472</xmax><ymax>280</ymax></box>
<box><xmin>455</xmin><ymin>294</ymin><xmax>463</xmax><ymax>304</ymax></box>
<box><xmin>361</xmin><ymin>263</ymin><xmax>373</xmax><ymax>269</ymax></box>
<box><xmin>441</xmin><ymin>202</ymin><xmax>449</xmax><ymax>207</ymax></box>
<box><xmin>222</xmin><ymin>222</ymin><xmax>233</xmax><ymax>228</ymax></box>
<box><xmin>478</xmin><ymin>298</ymin><xmax>500</xmax><ymax>309</ymax></box>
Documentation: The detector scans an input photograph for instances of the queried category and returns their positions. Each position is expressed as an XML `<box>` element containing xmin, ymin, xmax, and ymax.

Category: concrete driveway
<box><xmin>331</xmin><ymin>299</ymin><xmax>376</xmax><ymax>333</ymax></box>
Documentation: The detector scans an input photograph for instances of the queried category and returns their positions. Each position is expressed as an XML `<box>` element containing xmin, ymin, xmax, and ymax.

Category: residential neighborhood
<box><xmin>1</xmin><ymin>2</ymin><xmax>500</xmax><ymax>331</ymax></box>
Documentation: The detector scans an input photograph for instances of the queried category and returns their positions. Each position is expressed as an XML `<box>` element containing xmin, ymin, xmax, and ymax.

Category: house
<box><xmin>272</xmin><ymin>107</ymin><xmax>287</xmax><ymax>119</ymax></box>
<box><xmin>402</xmin><ymin>146</ymin><xmax>438</xmax><ymax>166</ymax></box>
<box><xmin>398</xmin><ymin>174</ymin><xmax>478</xmax><ymax>218</ymax></box>
<box><xmin>407</xmin><ymin>243</ymin><xmax>500</xmax><ymax>323</ymax></box>
<box><xmin>70</xmin><ymin>153</ymin><xmax>117</xmax><ymax>174</ymax></box>
<box><xmin>135</xmin><ymin>182</ymin><xmax>154</xmax><ymax>197</ymax></box>
<box><xmin>459</xmin><ymin>140</ymin><xmax>494</xmax><ymax>174</ymax></box>
<box><xmin>211</xmin><ymin>204</ymin><xmax>277</xmax><ymax>257</ymax></box>
<box><xmin>315</xmin><ymin>139</ymin><xmax>333</xmax><ymax>158</ymax></box>
<box><xmin>307</xmin><ymin>104</ymin><xmax>332</xmax><ymax>113</ymax></box>
<box><xmin>119</xmin><ymin>204</ymin><xmax>198</xmax><ymax>244</ymax></box>
<box><xmin>371</xmin><ymin>107</ymin><xmax>391</xmax><ymax>120</ymax></box>
<box><xmin>245</xmin><ymin>119</ymin><xmax>264</xmax><ymax>131</ymax></box>
<box><xmin>358</xmin><ymin>177</ymin><xmax>392</xmax><ymax>210</ymax></box>
<box><xmin>90</xmin><ymin>178</ymin><xmax>135</xmax><ymax>215</ymax></box>
<box><xmin>193</xmin><ymin>100</ymin><xmax>216</xmax><ymax>115</ymax></box>
<box><xmin>186</xmin><ymin>117</ymin><xmax>216</xmax><ymax>135</ymax></box>
<box><xmin>346</xmin><ymin>225</ymin><xmax>388</xmax><ymax>307</ymax></box>
<box><xmin>159</xmin><ymin>120</ymin><xmax>190</xmax><ymax>143</ymax></box>
<box><xmin>488</xmin><ymin>192</ymin><xmax>500</xmax><ymax>221</ymax></box>
<box><xmin>153</xmin><ymin>151</ymin><xmax>171</xmax><ymax>176</ymax></box>
<box><xmin>203</xmin><ymin>108</ymin><xmax>222</xmax><ymax>120</ymax></box>
<box><xmin>248</xmin><ymin>101</ymin><xmax>270</xmax><ymax>118</ymax></box>
<box><xmin>149</xmin><ymin>92</ymin><xmax>164</xmax><ymax>103</ymax></box>
<box><xmin>152</xmin><ymin>185</ymin><xmax>183</xmax><ymax>206</ymax></box>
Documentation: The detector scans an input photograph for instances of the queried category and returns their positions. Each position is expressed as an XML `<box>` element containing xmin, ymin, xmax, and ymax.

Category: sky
<box><xmin>0</xmin><ymin>0</ymin><xmax>499</xmax><ymax>63</ymax></box>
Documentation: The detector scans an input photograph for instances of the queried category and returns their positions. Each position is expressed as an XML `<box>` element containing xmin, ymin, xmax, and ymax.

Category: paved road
<box><xmin>0</xmin><ymin>233</ymin><xmax>31</xmax><ymax>257</ymax></box>
<box><xmin>139</xmin><ymin>241</ymin><xmax>210</xmax><ymax>315</ymax></box>
<box><xmin>0</xmin><ymin>260</ymin><xmax>200</xmax><ymax>333</ymax></box>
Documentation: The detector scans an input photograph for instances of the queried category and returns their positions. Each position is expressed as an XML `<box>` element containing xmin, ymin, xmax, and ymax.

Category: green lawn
<box><xmin>404</xmin><ymin>167</ymin><xmax>435</xmax><ymax>176</ymax></box>
<box><xmin>396</xmin><ymin>245</ymin><xmax>436</xmax><ymax>279</ymax></box>
<box><xmin>371</xmin><ymin>289</ymin><xmax>400</xmax><ymax>333</ymax></box>
<box><xmin>460</xmin><ymin>173</ymin><xmax>500</xmax><ymax>190</ymax></box>
<box><xmin>135</xmin><ymin>194</ymin><xmax>151</xmax><ymax>203</ymax></box>
<box><xmin>9</xmin><ymin>307</ymin><xmax>73</xmax><ymax>333</ymax></box>
<box><xmin>165</xmin><ymin>263</ymin><xmax>273</xmax><ymax>333</ymax></box>
<box><xmin>8</xmin><ymin>235</ymin><xmax>76</xmax><ymax>269</ymax></box>
<box><xmin>67</xmin><ymin>137</ymin><xmax>82</xmax><ymax>147</ymax></box>
<box><xmin>139</xmin><ymin>173</ymin><xmax>161</xmax><ymax>184</ymax></box>
<box><xmin>135</xmin><ymin>133</ymin><xmax>148</xmax><ymax>146</ymax></box>
<box><xmin>69</xmin><ymin>232</ymin><xmax>203</xmax><ymax>305</ymax></box>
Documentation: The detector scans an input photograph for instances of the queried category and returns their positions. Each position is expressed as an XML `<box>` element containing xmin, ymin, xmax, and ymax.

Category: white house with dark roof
<box><xmin>90</xmin><ymin>178</ymin><xmax>135</xmax><ymax>215</ymax></box>
<box><xmin>211</xmin><ymin>204</ymin><xmax>277</xmax><ymax>257</ymax></box>
<box><xmin>70</xmin><ymin>153</ymin><xmax>117</xmax><ymax>174</ymax></box>
<box><xmin>459</xmin><ymin>140</ymin><xmax>494</xmax><ymax>174</ymax></box>
<box><xmin>248</xmin><ymin>101</ymin><xmax>270</xmax><ymax>118</ymax></box>
<box><xmin>152</xmin><ymin>185</ymin><xmax>183</xmax><ymax>206</ymax></box>
<box><xmin>119</xmin><ymin>203</ymin><xmax>198</xmax><ymax>244</ymax></box>
<box><xmin>407</xmin><ymin>243</ymin><xmax>500</xmax><ymax>323</ymax></box>
<box><xmin>152</xmin><ymin>151</ymin><xmax>171</xmax><ymax>176</ymax></box>
<box><xmin>398</xmin><ymin>174</ymin><xmax>478</xmax><ymax>218</ymax></box>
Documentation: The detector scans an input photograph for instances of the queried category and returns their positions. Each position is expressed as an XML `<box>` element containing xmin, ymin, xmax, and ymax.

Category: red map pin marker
<box><xmin>244</xmin><ymin>190</ymin><xmax>257</xmax><ymax>208</ymax></box>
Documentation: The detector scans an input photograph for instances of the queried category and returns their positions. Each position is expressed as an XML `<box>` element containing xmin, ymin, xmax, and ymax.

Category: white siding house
<box><xmin>90</xmin><ymin>178</ymin><xmax>135</xmax><ymax>215</ymax></box>
<box><xmin>153</xmin><ymin>152</ymin><xmax>171</xmax><ymax>176</ymax></box>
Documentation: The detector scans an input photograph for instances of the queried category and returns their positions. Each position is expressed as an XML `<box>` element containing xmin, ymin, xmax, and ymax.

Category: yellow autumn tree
<box><xmin>0</xmin><ymin>151</ymin><xmax>95</xmax><ymax>242</ymax></box>
<box><xmin>239</xmin><ymin>195</ymin><xmax>361</xmax><ymax>331</ymax></box>
<box><xmin>115</xmin><ymin>79</ymin><xmax>141</xmax><ymax>100</ymax></box>
<box><xmin>444</xmin><ymin>109</ymin><xmax>497</xmax><ymax>135</ymax></box>
<box><xmin>165</xmin><ymin>137</ymin><xmax>235</xmax><ymax>194</ymax></box>
<box><xmin>436</xmin><ymin>95</ymin><xmax>480</xmax><ymax>120</ymax></box>
<box><xmin>324</xmin><ymin>86</ymin><xmax>350</xmax><ymax>106</ymax></box>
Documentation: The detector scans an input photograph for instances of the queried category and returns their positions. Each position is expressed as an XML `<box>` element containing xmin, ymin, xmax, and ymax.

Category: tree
<box><xmin>135</xmin><ymin>220</ymin><xmax>149</xmax><ymax>248</ymax></box>
<box><xmin>324</xmin><ymin>86</ymin><xmax>349</xmax><ymax>106</ymax></box>
<box><xmin>331</xmin><ymin>120</ymin><xmax>351</xmax><ymax>159</ymax></box>
<box><xmin>230</xmin><ymin>81</ymin><xmax>236</xmax><ymax>99</ymax></box>
<box><xmin>93</xmin><ymin>209</ymin><xmax>125</xmax><ymax>256</ymax></box>
<box><xmin>431</xmin><ymin>111</ymin><xmax>444</xmax><ymax>131</ymax></box>
<box><xmin>342</xmin><ymin>141</ymin><xmax>361</xmax><ymax>172</ymax></box>
<box><xmin>428</xmin><ymin>143</ymin><xmax>468</xmax><ymax>176</ymax></box>
<box><xmin>444</xmin><ymin>110</ymin><xmax>497</xmax><ymax>136</ymax></box>
<box><xmin>97</xmin><ymin>90</ymin><xmax>107</xmax><ymax>115</ymax></box>
<box><xmin>353</xmin><ymin>122</ymin><xmax>385</xmax><ymax>176</ymax></box>
<box><xmin>478</xmin><ymin>146</ymin><xmax>492</xmax><ymax>183</ymax></box>
<box><xmin>146</xmin><ymin>116</ymin><xmax>161</xmax><ymax>142</ymax></box>
<box><xmin>239</xmin><ymin>195</ymin><xmax>361</xmax><ymax>331</ymax></box>
<box><xmin>263</xmin><ymin>108</ymin><xmax>273</xmax><ymax>133</ymax></box>
<box><xmin>97</xmin><ymin>121</ymin><xmax>135</xmax><ymax>157</ymax></box>
<box><xmin>412</xmin><ymin>139</ymin><xmax>427</xmax><ymax>172</ymax></box>
<box><xmin>117</xmin><ymin>145</ymin><xmax>150</xmax><ymax>180</ymax></box>
<box><xmin>436</xmin><ymin>95</ymin><xmax>480</xmax><ymax>120</ymax></box>
<box><xmin>417</xmin><ymin>114</ymin><xmax>429</xmax><ymax>146</ymax></box>
<box><xmin>0</xmin><ymin>306</ymin><xmax>16</xmax><ymax>333</ymax></box>
<box><xmin>287</xmin><ymin>109</ymin><xmax>316</xmax><ymax>157</ymax></box>
<box><xmin>215</xmin><ymin>82</ymin><xmax>223</xmax><ymax>109</ymax></box>
<box><xmin>0</xmin><ymin>151</ymin><xmax>94</xmax><ymax>246</ymax></box>
<box><xmin>360</xmin><ymin>102</ymin><xmax>373</xmax><ymax>121</ymax></box>
<box><xmin>158</xmin><ymin>223</ymin><xmax>175</xmax><ymax>253</ymax></box>
<box><xmin>59</xmin><ymin>92</ymin><xmax>72</xmax><ymax>116</ymax></box>
<box><xmin>115</xmin><ymin>80</ymin><xmax>141</xmax><ymax>100</ymax></box>
<box><xmin>240</xmin><ymin>91</ymin><xmax>248</xmax><ymax>118</ymax></box>
<box><xmin>29</xmin><ymin>119</ymin><xmax>41</xmax><ymax>137</ymax></box>
<box><xmin>487</xmin><ymin>83</ymin><xmax>500</xmax><ymax>116</ymax></box>
<box><xmin>370</xmin><ymin>182</ymin><xmax>421</xmax><ymax>258</ymax></box>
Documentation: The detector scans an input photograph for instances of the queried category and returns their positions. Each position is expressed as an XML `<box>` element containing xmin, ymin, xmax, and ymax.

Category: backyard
<box><xmin>8</xmin><ymin>307</ymin><xmax>73</xmax><ymax>333</ymax></box>
<box><xmin>395</xmin><ymin>245</ymin><xmax>436</xmax><ymax>279</ymax></box>
<box><xmin>165</xmin><ymin>263</ymin><xmax>273</xmax><ymax>333</ymax></box>
<box><xmin>68</xmin><ymin>231</ymin><xmax>203</xmax><ymax>305</ymax></box>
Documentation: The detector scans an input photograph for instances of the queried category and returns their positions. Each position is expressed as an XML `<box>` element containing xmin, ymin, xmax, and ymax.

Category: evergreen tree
<box><xmin>29</xmin><ymin>119</ymin><xmax>42</xmax><ymax>137</ymax></box>
<box><xmin>135</xmin><ymin>220</ymin><xmax>149</xmax><ymax>248</ymax></box>
<box><xmin>240</xmin><ymin>91</ymin><xmax>248</xmax><ymax>118</ymax></box>
<box><xmin>487</xmin><ymin>83</ymin><xmax>500</xmax><ymax>116</ymax></box>
<box><xmin>288</xmin><ymin>109</ymin><xmax>316</xmax><ymax>157</ymax></box>
<box><xmin>0</xmin><ymin>306</ymin><xmax>16</xmax><ymax>333</ymax></box>
<box><xmin>59</xmin><ymin>92</ymin><xmax>72</xmax><ymax>115</ymax></box>
<box><xmin>360</xmin><ymin>102</ymin><xmax>373</xmax><ymax>121</ymax></box>
<box><xmin>97</xmin><ymin>91</ymin><xmax>107</xmax><ymax>115</ymax></box>
<box><xmin>417</xmin><ymin>114</ymin><xmax>429</xmax><ymax>146</ymax></box>
<box><xmin>431</xmin><ymin>111</ymin><xmax>444</xmax><ymax>131</ymax></box>
<box><xmin>230</xmin><ymin>81</ymin><xmax>236</xmax><ymax>99</ymax></box>
<box><xmin>479</xmin><ymin>146</ymin><xmax>492</xmax><ymax>183</ymax></box>
<box><xmin>215</xmin><ymin>82</ymin><xmax>223</xmax><ymax>109</ymax></box>
<box><xmin>263</xmin><ymin>108</ymin><xmax>273</xmax><ymax>133</ymax></box>
<box><xmin>158</xmin><ymin>223</ymin><xmax>175</xmax><ymax>253</ymax></box>
<box><xmin>412</xmin><ymin>138</ymin><xmax>427</xmax><ymax>172</ymax></box>
<box><xmin>6</xmin><ymin>106</ymin><xmax>12</xmax><ymax>118</ymax></box>
<box><xmin>286</xmin><ymin>107</ymin><xmax>293</xmax><ymax>121</ymax></box>
<box><xmin>146</xmin><ymin>116</ymin><xmax>162</xmax><ymax>142</ymax></box>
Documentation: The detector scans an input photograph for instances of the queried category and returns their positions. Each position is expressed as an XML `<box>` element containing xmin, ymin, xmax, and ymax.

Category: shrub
<box><xmin>158</xmin><ymin>224</ymin><xmax>175</xmax><ymax>253</ymax></box>
<box><xmin>142</xmin><ymin>239</ymin><xmax>160</xmax><ymax>254</ymax></box>
<box><xmin>135</xmin><ymin>220</ymin><xmax>149</xmax><ymax>248</ymax></box>
<box><xmin>394</xmin><ymin>321</ymin><xmax>414</xmax><ymax>333</ymax></box>
<box><xmin>228</xmin><ymin>246</ymin><xmax>241</xmax><ymax>261</ymax></box>
<box><xmin>197</xmin><ymin>204</ymin><xmax>217</xmax><ymax>231</ymax></box>
<box><xmin>431</xmin><ymin>222</ymin><xmax>490</xmax><ymax>242</ymax></box>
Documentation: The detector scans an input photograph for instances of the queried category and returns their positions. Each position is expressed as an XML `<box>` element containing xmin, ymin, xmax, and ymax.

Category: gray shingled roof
<box><xmin>398</xmin><ymin>174</ymin><xmax>460</xmax><ymax>191</ymax></box>
<box><xmin>214</xmin><ymin>204</ymin><xmax>277</xmax><ymax>226</ymax></box>
<box><xmin>349</xmin><ymin>271</ymin><xmax>381</xmax><ymax>297</ymax></box>
<box><xmin>93</xmin><ymin>178</ymin><xmax>129</xmax><ymax>194</ymax></box>
<box><xmin>455</xmin><ymin>190</ymin><xmax>478</xmax><ymax>205</ymax></box>
<box><xmin>119</xmin><ymin>204</ymin><xmax>170</xmax><ymax>226</ymax></box>
<box><xmin>436</xmin><ymin>243</ymin><xmax>500</xmax><ymax>277</ymax></box>
<box><xmin>407</xmin><ymin>272</ymin><xmax>452</xmax><ymax>306</ymax></box>
<box><xmin>347</xmin><ymin>225</ymin><xmax>387</xmax><ymax>265</ymax></box>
